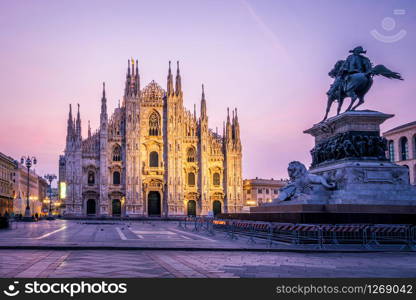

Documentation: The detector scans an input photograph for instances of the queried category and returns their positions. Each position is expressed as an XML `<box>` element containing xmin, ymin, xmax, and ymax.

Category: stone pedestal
<box><xmin>249</xmin><ymin>110</ymin><xmax>416</xmax><ymax>223</ymax></box>
<box><xmin>305</xmin><ymin>110</ymin><xmax>415</xmax><ymax>206</ymax></box>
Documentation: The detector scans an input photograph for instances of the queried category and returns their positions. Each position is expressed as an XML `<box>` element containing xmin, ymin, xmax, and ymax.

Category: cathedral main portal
<box><xmin>112</xmin><ymin>199</ymin><xmax>121</xmax><ymax>216</ymax></box>
<box><xmin>148</xmin><ymin>191</ymin><xmax>161</xmax><ymax>216</ymax></box>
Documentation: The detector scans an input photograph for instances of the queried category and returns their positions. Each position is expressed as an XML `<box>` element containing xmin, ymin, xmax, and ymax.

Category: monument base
<box><xmin>239</xmin><ymin>204</ymin><xmax>416</xmax><ymax>224</ymax></box>
<box><xmin>309</xmin><ymin>160</ymin><xmax>415</xmax><ymax>205</ymax></box>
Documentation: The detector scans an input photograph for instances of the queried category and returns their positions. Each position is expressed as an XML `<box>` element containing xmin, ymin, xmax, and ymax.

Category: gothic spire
<box><xmin>193</xmin><ymin>103</ymin><xmax>196</xmax><ymax>119</ymax></box>
<box><xmin>200</xmin><ymin>84</ymin><xmax>207</xmax><ymax>119</ymax></box>
<box><xmin>68</xmin><ymin>104</ymin><xmax>73</xmax><ymax>127</ymax></box>
<box><xmin>175</xmin><ymin>60</ymin><xmax>182</xmax><ymax>96</ymax></box>
<box><xmin>88</xmin><ymin>120</ymin><xmax>91</xmax><ymax>138</ymax></box>
<box><xmin>125</xmin><ymin>59</ymin><xmax>131</xmax><ymax>97</ymax></box>
<box><xmin>223</xmin><ymin>121</ymin><xmax>226</xmax><ymax>142</ymax></box>
<box><xmin>76</xmin><ymin>103</ymin><xmax>81</xmax><ymax>139</ymax></box>
<box><xmin>167</xmin><ymin>61</ymin><xmax>173</xmax><ymax>95</ymax></box>
<box><xmin>100</xmin><ymin>82</ymin><xmax>108</xmax><ymax>124</ymax></box>
<box><xmin>66</xmin><ymin>104</ymin><xmax>74</xmax><ymax>141</ymax></box>
<box><xmin>226</xmin><ymin>107</ymin><xmax>232</xmax><ymax>142</ymax></box>
<box><xmin>134</xmin><ymin>59</ymin><xmax>140</xmax><ymax>95</ymax></box>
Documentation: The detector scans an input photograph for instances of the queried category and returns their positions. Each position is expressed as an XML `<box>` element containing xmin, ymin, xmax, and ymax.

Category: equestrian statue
<box><xmin>322</xmin><ymin>46</ymin><xmax>403</xmax><ymax>122</ymax></box>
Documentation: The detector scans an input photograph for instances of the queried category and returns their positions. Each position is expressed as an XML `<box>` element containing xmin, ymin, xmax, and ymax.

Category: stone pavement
<box><xmin>1</xmin><ymin>220</ymin><xmax>415</xmax><ymax>278</ymax></box>
<box><xmin>0</xmin><ymin>250</ymin><xmax>415</xmax><ymax>278</ymax></box>
<box><xmin>0</xmin><ymin>219</ymin><xmax>410</xmax><ymax>252</ymax></box>
<box><xmin>1</xmin><ymin>219</ymin><xmax>246</xmax><ymax>249</ymax></box>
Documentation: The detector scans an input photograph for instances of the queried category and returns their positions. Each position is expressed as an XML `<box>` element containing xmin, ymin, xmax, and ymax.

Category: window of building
<box><xmin>213</xmin><ymin>173</ymin><xmax>220</xmax><ymax>186</ymax></box>
<box><xmin>113</xmin><ymin>171</ymin><xmax>121</xmax><ymax>185</ymax></box>
<box><xmin>274</xmin><ymin>189</ymin><xmax>279</xmax><ymax>194</ymax></box>
<box><xmin>187</xmin><ymin>147</ymin><xmax>195</xmax><ymax>162</ymax></box>
<box><xmin>113</xmin><ymin>145</ymin><xmax>121</xmax><ymax>161</ymax></box>
<box><xmin>149</xmin><ymin>151</ymin><xmax>159</xmax><ymax>167</ymax></box>
<box><xmin>414</xmin><ymin>136</ymin><xmax>416</xmax><ymax>159</ymax></box>
<box><xmin>149</xmin><ymin>111</ymin><xmax>160</xmax><ymax>136</ymax></box>
<box><xmin>247</xmin><ymin>189</ymin><xmax>251</xmax><ymax>195</ymax></box>
<box><xmin>258</xmin><ymin>188</ymin><xmax>263</xmax><ymax>194</ymax></box>
<box><xmin>388</xmin><ymin>140</ymin><xmax>395</xmax><ymax>162</ymax></box>
<box><xmin>87</xmin><ymin>171</ymin><xmax>95</xmax><ymax>186</ymax></box>
<box><xmin>400</xmin><ymin>137</ymin><xmax>409</xmax><ymax>160</ymax></box>
<box><xmin>188</xmin><ymin>172</ymin><xmax>195</xmax><ymax>186</ymax></box>
<box><xmin>266</xmin><ymin>189</ymin><xmax>270</xmax><ymax>194</ymax></box>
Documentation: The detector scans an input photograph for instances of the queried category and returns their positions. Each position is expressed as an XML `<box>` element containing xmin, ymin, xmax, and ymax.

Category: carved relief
<box><xmin>311</xmin><ymin>131</ymin><xmax>388</xmax><ymax>167</ymax></box>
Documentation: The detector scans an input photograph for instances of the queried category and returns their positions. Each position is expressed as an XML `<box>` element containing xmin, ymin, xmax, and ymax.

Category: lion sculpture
<box><xmin>276</xmin><ymin>161</ymin><xmax>335</xmax><ymax>202</ymax></box>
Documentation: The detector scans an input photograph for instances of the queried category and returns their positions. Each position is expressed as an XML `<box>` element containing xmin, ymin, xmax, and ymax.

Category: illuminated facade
<box><xmin>383</xmin><ymin>121</ymin><xmax>416</xmax><ymax>185</ymax></box>
<box><xmin>243</xmin><ymin>178</ymin><xmax>287</xmax><ymax>208</ymax></box>
<box><xmin>13</xmin><ymin>162</ymin><xmax>48</xmax><ymax>216</ymax></box>
<box><xmin>0</xmin><ymin>152</ymin><xmax>15</xmax><ymax>216</ymax></box>
<box><xmin>59</xmin><ymin>60</ymin><xmax>243</xmax><ymax>217</ymax></box>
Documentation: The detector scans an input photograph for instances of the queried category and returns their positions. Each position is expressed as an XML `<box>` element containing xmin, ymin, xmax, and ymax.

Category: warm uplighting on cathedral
<box><xmin>59</xmin><ymin>60</ymin><xmax>243</xmax><ymax>218</ymax></box>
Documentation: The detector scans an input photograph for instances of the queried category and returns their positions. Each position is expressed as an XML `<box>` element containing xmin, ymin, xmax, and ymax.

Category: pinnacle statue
<box><xmin>322</xmin><ymin>46</ymin><xmax>403</xmax><ymax>122</ymax></box>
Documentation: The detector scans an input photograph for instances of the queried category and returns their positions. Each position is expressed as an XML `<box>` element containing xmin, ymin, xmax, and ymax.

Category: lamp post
<box><xmin>21</xmin><ymin>156</ymin><xmax>37</xmax><ymax>221</ymax></box>
<box><xmin>44</xmin><ymin>174</ymin><xmax>57</xmax><ymax>220</ymax></box>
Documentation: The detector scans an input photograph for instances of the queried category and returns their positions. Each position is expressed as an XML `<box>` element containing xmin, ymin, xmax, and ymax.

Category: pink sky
<box><xmin>0</xmin><ymin>0</ymin><xmax>415</xmax><ymax>184</ymax></box>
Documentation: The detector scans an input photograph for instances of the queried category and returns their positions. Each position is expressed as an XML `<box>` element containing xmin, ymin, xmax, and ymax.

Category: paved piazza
<box><xmin>1</xmin><ymin>250</ymin><xmax>415</xmax><ymax>278</ymax></box>
<box><xmin>0</xmin><ymin>220</ymin><xmax>415</xmax><ymax>278</ymax></box>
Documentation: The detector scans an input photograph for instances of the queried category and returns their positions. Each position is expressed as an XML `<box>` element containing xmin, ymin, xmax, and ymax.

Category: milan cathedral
<box><xmin>59</xmin><ymin>60</ymin><xmax>243</xmax><ymax>217</ymax></box>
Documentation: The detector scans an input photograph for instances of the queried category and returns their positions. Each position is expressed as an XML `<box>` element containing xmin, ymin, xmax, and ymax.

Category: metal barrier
<box><xmin>320</xmin><ymin>224</ymin><xmax>369</xmax><ymax>246</ymax></box>
<box><xmin>178</xmin><ymin>217</ymin><xmax>416</xmax><ymax>250</ymax></box>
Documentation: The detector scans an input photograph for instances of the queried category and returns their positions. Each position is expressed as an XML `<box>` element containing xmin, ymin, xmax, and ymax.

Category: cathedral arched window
<box><xmin>87</xmin><ymin>171</ymin><xmax>95</xmax><ymax>186</ymax></box>
<box><xmin>213</xmin><ymin>173</ymin><xmax>220</xmax><ymax>186</ymax></box>
<box><xmin>149</xmin><ymin>151</ymin><xmax>159</xmax><ymax>167</ymax></box>
<box><xmin>113</xmin><ymin>171</ymin><xmax>121</xmax><ymax>185</ymax></box>
<box><xmin>113</xmin><ymin>145</ymin><xmax>121</xmax><ymax>161</ymax></box>
<box><xmin>187</xmin><ymin>147</ymin><xmax>195</xmax><ymax>162</ymax></box>
<box><xmin>149</xmin><ymin>111</ymin><xmax>160</xmax><ymax>136</ymax></box>
<box><xmin>188</xmin><ymin>172</ymin><xmax>195</xmax><ymax>186</ymax></box>
<box><xmin>400</xmin><ymin>137</ymin><xmax>409</xmax><ymax>161</ymax></box>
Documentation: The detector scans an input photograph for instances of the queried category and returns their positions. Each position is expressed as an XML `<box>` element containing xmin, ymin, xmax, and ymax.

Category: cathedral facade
<box><xmin>59</xmin><ymin>60</ymin><xmax>243</xmax><ymax>217</ymax></box>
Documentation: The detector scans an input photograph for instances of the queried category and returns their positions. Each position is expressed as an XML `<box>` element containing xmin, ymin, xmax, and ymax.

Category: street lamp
<box><xmin>21</xmin><ymin>156</ymin><xmax>37</xmax><ymax>221</ymax></box>
<box><xmin>44</xmin><ymin>174</ymin><xmax>57</xmax><ymax>220</ymax></box>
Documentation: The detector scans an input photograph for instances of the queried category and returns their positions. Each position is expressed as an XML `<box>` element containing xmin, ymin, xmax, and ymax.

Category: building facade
<box><xmin>0</xmin><ymin>152</ymin><xmax>16</xmax><ymax>216</ymax></box>
<box><xmin>243</xmin><ymin>178</ymin><xmax>287</xmax><ymax>208</ymax></box>
<box><xmin>59</xmin><ymin>60</ymin><xmax>243</xmax><ymax>217</ymax></box>
<box><xmin>383</xmin><ymin>121</ymin><xmax>416</xmax><ymax>185</ymax></box>
<box><xmin>12</xmin><ymin>162</ymin><xmax>48</xmax><ymax>216</ymax></box>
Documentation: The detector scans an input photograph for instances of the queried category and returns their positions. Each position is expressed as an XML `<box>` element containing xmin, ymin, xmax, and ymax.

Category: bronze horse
<box><xmin>322</xmin><ymin>61</ymin><xmax>403</xmax><ymax>122</ymax></box>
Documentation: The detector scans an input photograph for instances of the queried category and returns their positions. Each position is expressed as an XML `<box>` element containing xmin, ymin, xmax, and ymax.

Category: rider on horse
<box><xmin>322</xmin><ymin>46</ymin><xmax>402</xmax><ymax>122</ymax></box>
<box><xmin>341</xmin><ymin>46</ymin><xmax>372</xmax><ymax>75</ymax></box>
<box><xmin>327</xmin><ymin>46</ymin><xmax>372</xmax><ymax>100</ymax></box>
